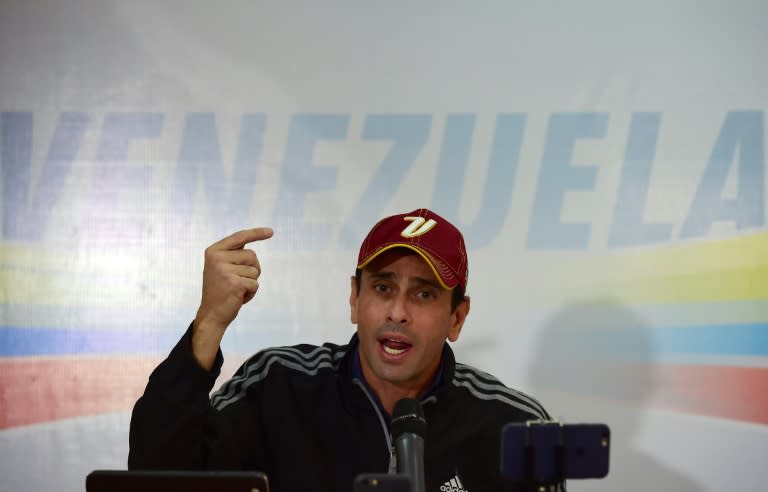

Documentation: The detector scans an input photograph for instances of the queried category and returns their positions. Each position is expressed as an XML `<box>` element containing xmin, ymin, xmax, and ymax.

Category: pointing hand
<box><xmin>192</xmin><ymin>227</ymin><xmax>273</xmax><ymax>369</ymax></box>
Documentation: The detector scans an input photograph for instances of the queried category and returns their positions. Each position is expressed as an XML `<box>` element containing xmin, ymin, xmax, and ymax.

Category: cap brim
<box><xmin>356</xmin><ymin>243</ymin><xmax>458</xmax><ymax>290</ymax></box>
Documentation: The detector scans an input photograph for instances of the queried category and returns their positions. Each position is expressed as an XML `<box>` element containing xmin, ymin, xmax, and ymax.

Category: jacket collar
<box><xmin>339</xmin><ymin>332</ymin><xmax>457</xmax><ymax>399</ymax></box>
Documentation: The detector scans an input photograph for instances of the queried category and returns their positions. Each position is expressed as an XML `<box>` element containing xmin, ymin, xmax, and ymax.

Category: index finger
<box><xmin>212</xmin><ymin>227</ymin><xmax>274</xmax><ymax>250</ymax></box>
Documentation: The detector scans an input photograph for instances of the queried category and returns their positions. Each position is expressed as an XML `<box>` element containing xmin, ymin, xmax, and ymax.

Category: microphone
<box><xmin>392</xmin><ymin>398</ymin><xmax>426</xmax><ymax>492</ymax></box>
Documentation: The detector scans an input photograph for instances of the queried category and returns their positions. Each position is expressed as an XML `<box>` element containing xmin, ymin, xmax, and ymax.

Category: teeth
<box><xmin>383</xmin><ymin>345</ymin><xmax>406</xmax><ymax>355</ymax></box>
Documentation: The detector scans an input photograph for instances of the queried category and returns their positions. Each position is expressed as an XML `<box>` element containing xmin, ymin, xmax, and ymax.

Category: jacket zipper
<box><xmin>352</xmin><ymin>378</ymin><xmax>397</xmax><ymax>473</ymax></box>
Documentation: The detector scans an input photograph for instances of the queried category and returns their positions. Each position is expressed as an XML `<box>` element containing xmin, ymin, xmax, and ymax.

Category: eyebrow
<box><xmin>368</xmin><ymin>271</ymin><xmax>442</xmax><ymax>290</ymax></box>
<box><xmin>369</xmin><ymin>271</ymin><xmax>396</xmax><ymax>281</ymax></box>
<box><xmin>410</xmin><ymin>276</ymin><xmax>442</xmax><ymax>290</ymax></box>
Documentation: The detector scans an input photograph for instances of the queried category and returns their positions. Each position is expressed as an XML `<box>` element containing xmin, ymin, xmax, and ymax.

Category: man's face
<box><xmin>349</xmin><ymin>249</ymin><xmax>469</xmax><ymax>396</ymax></box>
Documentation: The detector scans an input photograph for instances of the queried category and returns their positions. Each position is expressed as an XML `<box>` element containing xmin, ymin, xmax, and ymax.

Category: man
<box><xmin>129</xmin><ymin>208</ymin><xmax>557</xmax><ymax>491</ymax></box>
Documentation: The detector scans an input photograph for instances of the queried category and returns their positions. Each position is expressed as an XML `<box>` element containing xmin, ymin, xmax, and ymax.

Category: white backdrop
<box><xmin>1</xmin><ymin>1</ymin><xmax>767</xmax><ymax>491</ymax></box>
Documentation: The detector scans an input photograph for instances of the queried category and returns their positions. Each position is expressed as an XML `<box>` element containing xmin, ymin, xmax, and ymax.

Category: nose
<box><xmin>387</xmin><ymin>293</ymin><xmax>410</xmax><ymax>325</ymax></box>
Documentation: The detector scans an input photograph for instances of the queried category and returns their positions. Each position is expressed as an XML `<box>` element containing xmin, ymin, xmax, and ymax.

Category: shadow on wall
<box><xmin>527</xmin><ymin>300</ymin><xmax>703</xmax><ymax>492</ymax></box>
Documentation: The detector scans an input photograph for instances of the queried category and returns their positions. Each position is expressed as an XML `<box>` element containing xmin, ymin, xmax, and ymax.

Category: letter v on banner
<box><xmin>401</xmin><ymin>217</ymin><xmax>437</xmax><ymax>238</ymax></box>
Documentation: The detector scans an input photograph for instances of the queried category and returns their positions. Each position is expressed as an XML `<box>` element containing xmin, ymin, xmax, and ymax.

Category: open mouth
<box><xmin>379</xmin><ymin>338</ymin><xmax>412</xmax><ymax>356</ymax></box>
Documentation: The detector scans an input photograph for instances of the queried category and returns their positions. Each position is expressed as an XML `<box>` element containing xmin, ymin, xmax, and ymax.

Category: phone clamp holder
<box><xmin>500</xmin><ymin>420</ymin><xmax>610</xmax><ymax>491</ymax></box>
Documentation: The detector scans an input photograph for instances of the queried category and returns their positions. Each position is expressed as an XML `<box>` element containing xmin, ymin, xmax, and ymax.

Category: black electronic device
<box><xmin>85</xmin><ymin>470</ymin><xmax>270</xmax><ymax>492</ymax></box>
<box><xmin>500</xmin><ymin>421</ymin><xmax>610</xmax><ymax>485</ymax></box>
<box><xmin>354</xmin><ymin>473</ymin><xmax>412</xmax><ymax>492</ymax></box>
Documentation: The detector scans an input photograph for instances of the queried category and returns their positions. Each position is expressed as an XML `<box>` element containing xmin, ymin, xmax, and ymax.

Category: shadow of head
<box><xmin>528</xmin><ymin>299</ymin><xmax>658</xmax><ymax>408</ymax></box>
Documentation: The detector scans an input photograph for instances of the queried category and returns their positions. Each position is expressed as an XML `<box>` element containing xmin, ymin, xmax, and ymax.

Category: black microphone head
<box><xmin>392</xmin><ymin>398</ymin><xmax>426</xmax><ymax>439</ymax></box>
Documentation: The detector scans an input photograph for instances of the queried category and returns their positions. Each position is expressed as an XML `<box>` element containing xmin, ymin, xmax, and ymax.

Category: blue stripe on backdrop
<box><xmin>0</xmin><ymin>326</ymin><xmax>181</xmax><ymax>356</ymax></box>
<box><xmin>552</xmin><ymin>321</ymin><xmax>768</xmax><ymax>360</ymax></box>
<box><xmin>655</xmin><ymin>322</ymin><xmax>768</xmax><ymax>356</ymax></box>
<box><xmin>1</xmin><ymin>322</ymin><xmax>767</xmax><ymax>358</ymax></box>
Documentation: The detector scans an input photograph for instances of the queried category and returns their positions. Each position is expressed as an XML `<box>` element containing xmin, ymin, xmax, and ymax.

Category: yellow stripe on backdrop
<box><xmin>621</xmin><ymin>231</ymin><xmax>768</xmax><ymax>274</ymax></box>
<box><xmin>0</xmin><ymin>243</ymin><xmax>199</xmax><ymax>306</ymax></box>
<box><xmin>608</xmin><ymin>267</ymin><xmax>768</xmax><ymax>304</ymax></box>
<box><xmin>593</xmin><ymin>232</ymin><xmax>768</xmax><ymax>304</ymax></box>
<box><xmin>498</xmin><ymin>231</ymin><xmax>768</xmax><ymax>315</ymax></box>
<box><xmin>3</xmin><ymin>232</ymin><xmax>767</xmax><ymax>308</ymax></box>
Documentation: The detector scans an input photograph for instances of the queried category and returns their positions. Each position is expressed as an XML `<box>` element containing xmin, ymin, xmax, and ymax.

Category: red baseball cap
<box><xmin>356</xmin><ymin>208</ymin><xmax>468</xmax><ymax>290</ymax></box>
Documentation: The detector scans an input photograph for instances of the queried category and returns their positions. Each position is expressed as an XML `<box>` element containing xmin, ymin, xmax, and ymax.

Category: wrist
<box><xmin>191</xmin><ymin>315</ymin><xmax>226</xmax><ymax>371</ymax></box>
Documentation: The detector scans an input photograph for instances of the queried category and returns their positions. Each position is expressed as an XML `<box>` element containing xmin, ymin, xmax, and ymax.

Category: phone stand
<box><xmin>500</xmin><ymin>420</ymin><xmax>610</xmax><ymax>490</ymax></box>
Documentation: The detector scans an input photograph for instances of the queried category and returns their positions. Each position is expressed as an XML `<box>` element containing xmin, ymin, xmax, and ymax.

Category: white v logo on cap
<box><xmin>400</xmin><ymin>216</ymin><xmax>437</xmax><ymax>238</ymax></box>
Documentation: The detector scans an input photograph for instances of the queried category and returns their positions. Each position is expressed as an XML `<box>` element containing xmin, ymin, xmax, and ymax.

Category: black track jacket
<box><xmin>129</xmin><ymin>326</ymin><xmax>562</xmax><ymax>491</ymax></box>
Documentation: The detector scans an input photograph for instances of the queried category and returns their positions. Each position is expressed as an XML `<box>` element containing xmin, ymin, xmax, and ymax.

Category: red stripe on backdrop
<box><xmin>654</xmin><ymin>365</ymin><xmax>768</xmax><ymax>425</ymax></box>
<box><xmin>3</xmin><ymin>358</ymin><xmax>766</xmax><ymax>429</ymax></box>
<box><xmin>0</xmin><ymin>356</ymin><xmax>247</xmax><ymax>429</ymax></box>
<box><xmin>0</xmin><ymin>356</ymin><xmax>162</xmax><ymax>429</ymax></box>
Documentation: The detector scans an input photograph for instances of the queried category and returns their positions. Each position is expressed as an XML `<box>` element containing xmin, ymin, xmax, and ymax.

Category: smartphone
<box><xmin>353</xmin><ymin>474</ymin><xmax>411</xmax><ymax>492</ymax></box>
<box><xmin>561</xmin><ymin>423</ymin><xmax>610</xmax><ymax>479</ymax></box>
<box><xmin>500</xmin><ymin>422</ymin><xmax>610</xmax><ymax>482</ymax></box>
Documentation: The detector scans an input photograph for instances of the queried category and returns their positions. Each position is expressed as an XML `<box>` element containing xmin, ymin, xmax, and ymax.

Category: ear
<box><xmin>349</xmin><ymin>275</ymin><xmax>359</xmax><ymax>324</ymax></box>
<box><xmin>447</xmin><ymin>296</ymin><xmax>470</xmax><ymax>342</ymax></box>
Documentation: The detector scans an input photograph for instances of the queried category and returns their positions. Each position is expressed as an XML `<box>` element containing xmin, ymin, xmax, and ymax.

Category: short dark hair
<box><xmin>354</xmin><ymin>268</ymin><xmax>467</xmax><ymax>312</ymax></box>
